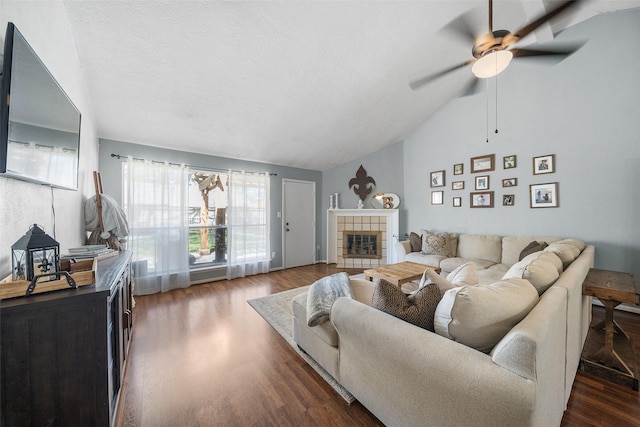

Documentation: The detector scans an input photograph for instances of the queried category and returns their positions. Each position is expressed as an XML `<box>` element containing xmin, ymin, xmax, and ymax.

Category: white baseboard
<box><xmin>592</xmin><ymin>299</ymin><xmax>640</xmax><ymax>315</ymax></box>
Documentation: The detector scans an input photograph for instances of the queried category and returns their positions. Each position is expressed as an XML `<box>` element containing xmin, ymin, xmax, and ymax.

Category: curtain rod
<box><xmin>110</xmin><ymin>153</ymin><xmax>277</xmax><ymax>176</ymax></box>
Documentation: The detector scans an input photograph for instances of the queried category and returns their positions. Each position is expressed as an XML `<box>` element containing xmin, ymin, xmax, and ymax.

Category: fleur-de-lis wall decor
<box><xmin>348</xmin><ymin>165</ymin><xmax>376</xmax><ymax>201</ymax></box>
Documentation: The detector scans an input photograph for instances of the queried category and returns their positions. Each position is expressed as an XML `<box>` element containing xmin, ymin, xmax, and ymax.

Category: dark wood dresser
<box><xmin>1</xmin><ymin>251</ymin><xmax>133</xmax><ymax>426</ymax></box>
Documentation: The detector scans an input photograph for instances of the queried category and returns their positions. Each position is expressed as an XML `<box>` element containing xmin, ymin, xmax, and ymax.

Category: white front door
<box><xmin>283</xmin><ymin>179</ymin><xmax>316</xmax><ymax>268</ymax></box>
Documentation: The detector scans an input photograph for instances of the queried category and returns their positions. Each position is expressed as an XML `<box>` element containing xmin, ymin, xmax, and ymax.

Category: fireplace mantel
<box><xmin>326</xmin><ymin>209</ymin><xmax>399</xmax><ymax>267</ymax></box>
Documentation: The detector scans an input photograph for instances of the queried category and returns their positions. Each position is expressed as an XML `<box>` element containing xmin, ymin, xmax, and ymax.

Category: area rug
<box><xmin>247</xmin><ymin>286</ymin><xmax>356</xmax><ymax>403</ymax></box>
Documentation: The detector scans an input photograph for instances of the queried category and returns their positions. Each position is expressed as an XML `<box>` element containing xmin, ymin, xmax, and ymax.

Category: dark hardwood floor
<box><xmin>115</xmin><ymin>264</ymin><xmax>640</xmax><ymax>427</ymax></box>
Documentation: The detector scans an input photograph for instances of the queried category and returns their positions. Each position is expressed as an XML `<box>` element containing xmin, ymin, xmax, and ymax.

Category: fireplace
<box><xmin>343</xmin><ymin>231</ymin><xmax>382</xmax><ymax>259</ymax></box>
<box><xmin>326</xmin><ymin>209</ymin><xmax>398</xmax><ymax>268</ymax></box>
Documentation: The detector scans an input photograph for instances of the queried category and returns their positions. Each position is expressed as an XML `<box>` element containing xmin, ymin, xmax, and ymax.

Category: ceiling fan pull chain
<box><xmin>495</xmin><ymin>71</ymin><xmax>499</xmax><ymax>135</ymax></box>
<box><xmin>486</xmin><ymin>79</ymin><xmax>490</xmax><ymax>143</ymax></box>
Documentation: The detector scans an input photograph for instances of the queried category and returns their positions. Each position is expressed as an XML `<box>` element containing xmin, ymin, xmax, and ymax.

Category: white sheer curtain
<box><xmin>227</xmin><ymin>170</ymin><xmax>270</xmax><ymax>279</ymax></box>
<box><xmin>123</xmin><ymin>158</ymin><xmax>190</xmax><ymax>295</ymax></box>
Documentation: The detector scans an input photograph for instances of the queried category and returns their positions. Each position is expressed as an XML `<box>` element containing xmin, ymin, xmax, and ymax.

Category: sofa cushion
<box><xmin>544</xmin><ymin>242</ymin><xmax>581</xmax><ymax>268</ymax></box>
<box><xmin>421</xmin><ymin>230</ymin><xmax>451</xmax><ymax>256</ymax></box>
<box><xmin>372</xmin><ymin>279</ymin><xmax>441</xmax><ymax>331</ymax></box>
<box><xmin>434</xmin><ymin>278</ymin><xmax>539</xmax><ymax>353</ymax></box>
<box><xmin>457</xmin><ymin>234</ymin><xmax>502</xmax><ymax>264</ymax></box>
<box><xmin>519</xmin><ymin>241</ymin><xmax>549</xmax><ymax>261</ymax></box>
<box><xmin>503</xmin><ymin>251</ymin><xmax>562</xmax><ymax>294</ymax></box>
<box><xmin>405</xmin><ymin>252</ymin><xmax>447</xmax><ymax>267</ymax></box>
<box><xmin>500</xmin><ymin>236</ymin><xmax>562</xmax><ymax>266</ymax></box>
<box><xmin>409</xmin><ymin>232</ymin><xmax>422</xmax><ymax>252</ymax></box>
<box><xmin>440</xmin><ymin>257</ymin><xmax>496</xmax><ymax>274</ymax></box>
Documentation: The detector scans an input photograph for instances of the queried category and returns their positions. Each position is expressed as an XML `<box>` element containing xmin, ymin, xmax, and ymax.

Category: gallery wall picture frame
<box><xmin>453</xmin><ymin>197</ymin><xmax>462</xmax><ymax>207</ymax></box>
<box><xmin>453</xmin><ymin>163</ymin><xmax>464</xmax><ymax>175</ymax></box>
<box><xmin>430</xmin><ymin>170</ymin><xmax>445</xmax><ymax>187</ymax></box>
<box><xmin>503</xmin><ymin>194</ymin><xmax>515</xmax><ymax>206</ymax></box>
<box><xmin>431</xmin><ymin>190</ymin><xmax>444</xmax><ymax>205</ymax></box>
<box><xmin>470</xmin><ymin>191</ymin><xmax>494</xmax><ymax>208</ymax></box>
<box><xmin>471</xmin><ymin>154</ymin><xmax>495</xmax><ymax>173</ymax></box>
<box><xmin>530</xmin><ymin>182</ymin><xmax>559</xmax><ymax>208</ymax></box>
<box><xmin>533</xmin><ymin>154</ymin><xmax>555</xmax><ymax>175</ymax></box>
<box><xmin>503</xmin><ymin>155</ymin><xmax>517</xmax><ymax>169</ymax></box>
<box><xmin>502</xmin><ymin>178</ymin><xmax>517</xmax><ymax>187</ymax></box>
<box><xmin>452</xmin><ymin>181</ymin><xmax>465</xmax><ymax>190</ymax></box>
<box><xmin>475</xmin><ymin>175</ymin><xmax>490</xmax><ymax>190</ymax></box>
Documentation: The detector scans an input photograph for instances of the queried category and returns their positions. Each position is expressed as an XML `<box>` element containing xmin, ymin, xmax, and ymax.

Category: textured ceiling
<box><xmin>62</xmin><ymin>1</ymin><xmax>640</xmax><ymax>171</ymax></box>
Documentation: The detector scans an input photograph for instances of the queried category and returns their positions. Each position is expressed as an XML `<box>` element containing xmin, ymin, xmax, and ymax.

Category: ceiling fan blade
<box><xmin>409</xmin><ymin>59</ymin><xmax>476</xmax><ymax>90</ymax></box>
<box><xmin>510</xmin><ymin>43</ymin><xmax>584</xmax><ymax>62</ymax></box>
<box><xmin>503</xmin><ymin>0</ymin><xmax>579</xmax><ymax>47</ymax></box>
<box><xmin>440</xmin><ymin>9</ymin><xmax>482</xmax><ymax>46</ymax></box>
<box><xmin>458</xmin><ymin>77</ymin><xmax>483</xmax><ymax>98</ymax></box>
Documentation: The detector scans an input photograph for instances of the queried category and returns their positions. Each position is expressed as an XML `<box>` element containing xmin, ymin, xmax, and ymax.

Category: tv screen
<box><xmin>1</xmin><ymin>22</ymin><xmax>81</xmax><ymax>190</ymax></box>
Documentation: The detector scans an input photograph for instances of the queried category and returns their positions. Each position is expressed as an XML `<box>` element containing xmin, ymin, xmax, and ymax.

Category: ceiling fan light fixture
<box><xmin>472</xmin><ymin>50</ymin><xmax>513</xmax><ymax>78</ymax></box>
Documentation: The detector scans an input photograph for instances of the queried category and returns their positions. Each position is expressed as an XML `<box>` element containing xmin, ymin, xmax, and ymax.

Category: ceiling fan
<box><xmin>410</xmin><ymin>0</ymin><xmax>583</xmax><ymax>93</ymax></box>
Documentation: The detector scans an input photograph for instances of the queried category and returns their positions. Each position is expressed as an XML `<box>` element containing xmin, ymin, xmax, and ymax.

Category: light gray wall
<box><xmin>402</xmin><ymin>9</ymin><xmax>640</xmax><ymax>280</ymax></box>
<box><xmin>0</xmin><ymin>2</ymin><xmax>99</xmax><ymax>278</ymax></box>
<box><xmin>98</xmin><ymin>138</ymin><xmax>322</xmax><ymax>279</ymax></box>
<box><xmin>320</xmin><ymin>141</ymin><xmax>405</xmax><ymax>260</ymax></box>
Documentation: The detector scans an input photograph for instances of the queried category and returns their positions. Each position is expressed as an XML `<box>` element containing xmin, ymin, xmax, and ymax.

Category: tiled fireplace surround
<box><xmin>326</xmin><ymin>209</ymin><xmax>399</xmax><ymax>268</ymax></box>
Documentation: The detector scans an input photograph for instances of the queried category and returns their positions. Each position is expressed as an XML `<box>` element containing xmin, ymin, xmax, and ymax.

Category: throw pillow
<box><xmin>519</xmin><ymin>241</ymin><xmax>549</xmax><ymax>261</ymax></box>
<box><xmin>556</xmin><ymin>238</ymin><xmax>586</xmax><ymax>252</ymax></box>
<box><xmin>421</xmin><ymin>230</ymin><xmax>450</xmax><ymax>256</ymax></box>
<box><xmin>543</xmin><ymin>242</ymin><xmax>581</xmax><ymax>268</ymax></box>
<box><xmin>409</xmin><ymin>232</ymin><xmax>422</xmax><ymax>252</ymax></box>
<box><xmin>503</xmin><ymin>251</ymin><xmax>562</xmax><ymax>295</ymax></box>
<box><xmin>434</xmin><ymin>278</ymin><xmax>539</xmax><ymax>353</ymax></box>
<box><xmin>446</xmin><ymin>262</ymin><xmax>479</xmax><ymax>286</ymax></box>
<box><xmin>372</xmin><ymin>279</ymin><xmax>441</xmax><ymax>331</ymax></box>
<box><xmin>419</xmin><ymin>268</ymin><xmax>457</xmax><ymax>293</ymax></box>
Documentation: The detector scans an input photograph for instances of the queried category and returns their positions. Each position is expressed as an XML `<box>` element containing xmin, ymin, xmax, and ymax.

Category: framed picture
<box><xmin>453</xmin><ymin>197</ymin><xmax>462</xmax><ymax>207</ymax></box>
<box><xmin>475</xmin><ymin>175</ymin><xmax>489</xmax><ymax>190</ymax></box>
<box><xmin>453</xmin><ymin>163</ymin><xmax>464</xmax><ymax>175</ymax></box>
<box><xmin>502</xmin><ymin>178</ymin><xmax>517</xmax><ymax>187</ymax></box>
<box><xmin>431</xmin><ymin>191</ymin><xmax>444</xmax><ymax>205</ymax></box>
<box><xmin>470</xmin><ymin>191</ymin><xmax>494</xmax><ymax>208</ymax></box>
<box><xmin>503</xmin><ymin>155</ymin><xmax>517</xmax><ymax>169</ymax></box>
<box><xmin>533</xmin><ymin>154</ymin><xmax>555</xmax><ymax>175</ymax></box>
<box><xmin>503</xmin><ymin>194</ymin><xmax>515</xmax><ymax>206</ymax></box>
<box><xmin>430</xmin><ymin>170</ymin><xmax>445</xmax><ymax>187</ymax></box>
<box><xmin>452</xmin><ymin>181</ymin><xmax>464</xmax><ymax>190</ymax></box>
<box><xmin>471</xmin><ymin>154</ymin><xmax>495</xmax><ymax>173</ymax></box>
<box><xmin>530</xmin><ymin>182</ymin><xmax>559</xmax><ymax>208</ymax></box>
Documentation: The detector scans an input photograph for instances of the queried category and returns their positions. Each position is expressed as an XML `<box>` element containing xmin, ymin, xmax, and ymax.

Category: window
<box><xmin>188</xmin><ymin>170</ymin><xmax>228</xmax><ymax>269</ymax></box>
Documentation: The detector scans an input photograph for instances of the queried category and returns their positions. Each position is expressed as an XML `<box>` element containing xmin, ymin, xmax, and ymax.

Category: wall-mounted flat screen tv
<box><xmin>1</xmin><ymin>22</ymin><xmax>81</xmax><ymax>190</ymax></box>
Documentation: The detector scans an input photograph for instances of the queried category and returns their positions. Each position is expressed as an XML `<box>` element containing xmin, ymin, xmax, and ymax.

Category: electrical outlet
<box><xmin>271</xmin><ymin>251</ymin><xmax>276</xmax><ymax>258</ymax></box>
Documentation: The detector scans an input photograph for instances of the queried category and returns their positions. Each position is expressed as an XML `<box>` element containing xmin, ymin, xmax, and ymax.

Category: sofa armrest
<box><xmin>349</xmin><ymin>278</ymin><xmax>375</xmax><ymax>306</ymax></box>
<box><xmin>331</xmin><ymin>298</ymin><xmax>538</xmax><ymax>427</ymax></box>
<box><xmin>395</xmin><ymin>240</ymin><xmax>412</xmax><ymax>262</ymax></box>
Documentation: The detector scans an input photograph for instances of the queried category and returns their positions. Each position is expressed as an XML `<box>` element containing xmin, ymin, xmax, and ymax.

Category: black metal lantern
<box><xmin>11</xmin><ymin>224</ymin><xmax>60</xmax><ymax>282</ymax></box>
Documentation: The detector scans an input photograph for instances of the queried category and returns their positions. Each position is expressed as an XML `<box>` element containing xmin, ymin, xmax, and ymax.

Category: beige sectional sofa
<box><xmin>292</xmin><ymin>232</ymin><xmax>594</xmax><ymax>427</ymax></box>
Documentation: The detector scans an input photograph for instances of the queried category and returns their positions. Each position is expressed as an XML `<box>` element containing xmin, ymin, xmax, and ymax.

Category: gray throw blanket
<box><xmin>306</xmin><ymin>272</ymin><xmax>353</xmax><ymax>327</ymax></box>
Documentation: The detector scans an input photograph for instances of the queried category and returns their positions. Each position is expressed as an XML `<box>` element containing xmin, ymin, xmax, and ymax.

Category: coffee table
<box><xmin>363</xmin><ymin>261</ymin><xmax>441</xmax><ymax>287</ymax></box>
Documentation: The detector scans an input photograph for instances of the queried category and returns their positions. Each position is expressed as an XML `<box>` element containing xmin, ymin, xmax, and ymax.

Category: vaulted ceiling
<box><xmin>63</xmin><ymin>1</ymin><xmax>640</xmax><ymax>171</ymax></box>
